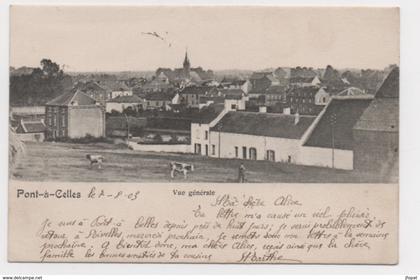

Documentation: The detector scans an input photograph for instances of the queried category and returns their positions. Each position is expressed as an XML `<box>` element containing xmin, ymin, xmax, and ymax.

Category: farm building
<box><xmin>15</xmin><ymin>119</ymin><xmax>46</xmax><ymax>142</ymax></box>
<box><xmin>300</xmin><ymin>97</ymin><xmax>373</xmax><ymax>170</ymax></box>
<box><xmin>106</xmin><ymin>95</ymin><xmax>143</xmax><ymax>113</ymax></box>
<box><xmin>9</xmin><ymin>106</ymin><xmax>45</xmax><ymax>128</ymax></box>
<box><xmin>45</xmin><ymin>89</ymin><xmax>106</xmax><ymax>139</ymax></box>
<box><xmin>353</xmin><ymin>67</ymin><xmax>399</xmax><ymax>176</ymax></box>
<box><xmin>191</xmin><ymin>94</ymin><xmax>379</xmax><ymax>170</ymax></box>
<box><xmin>209</xmin><ymin>112</ymin><xmax>315</xmax><ymax>162</ymax></box>
<box><xmin>191</xmin><ymin>100</ymin><xmax>316</xmax><ymax>162</ymax></box>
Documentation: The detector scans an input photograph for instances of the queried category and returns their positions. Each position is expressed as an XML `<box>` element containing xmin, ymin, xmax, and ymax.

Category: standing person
<box><xmin>238</xmin><ymin>162</ymin><xmax>246</xmax><ymax>183</ymax></box>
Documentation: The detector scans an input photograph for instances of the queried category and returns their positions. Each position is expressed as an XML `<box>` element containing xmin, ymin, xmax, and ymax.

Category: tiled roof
<box><xmin>353</xmin><ymin>98</ymin><xmax>398</xmax><ymax>132</ymax></box>
<box><xmin>249</xmin><ymin>72</ymin><xmax>272</xmax><ymax>80</ymax></box>
<box><xmin>304</xmin><ymin>98</ymin><xmax>372</xmax><ymax>150</ymax></box>
<box><xmin>98</xmin><ymin>80</ymin><xmax>130</xmax><ymax>91</ymax></box>
<box><xmin>287</xmin><ymin>86</ymin><xmax>320</xmax><ymax>97</ymax></box>
<box><xmin>192</xmin><ymin>103</ymin><xmax>225</xmax><ymax>124</ymax></box>
<box><xmin>375</xmin><ymin>67</ymin><xmax>399</xmax><ymax>98</ymax></box>
<box><xmin>353</xmin><ymin>68</ymin><xmax>399</xmax><ymax>132</ymax></box>
<box><xmin>46</xmin><ymin>89</ymin><xmax>97</xmax><ymax>106</ymax></box>
<box><xmin>145</xmin><ymin>92</ymin><xmax>174</xmax><ymax>101</ymax></box>
<box><xmin>75</xmin><ymin>81</ymin><xmax>107</xmax><ymax>93</ymax></box>
<box><xmin>211</xmin><ymin>111</ymin><xmax>315</xmax><ymax>139</ymax></box>
<box><xmin>17</xmin><ymin>120</ymin><xmax>46</xmax><ymax>133</ymax></box>
<box><xmin>180</xmin><ymin>86</ymin><xmax>214</xmax><ymax>96</ymax></box>
<box><xmin>265</xmin><ymin>85</ymin><xmax>287</xmax><ymax>95</ymax></box>
<box><xmin>289</xmin><ymin>76</ymin><xmax>315</xmax><ymax>84</ymax></box>
<box><xmin>218</xmin><ymin>89</ymin><xmax>245</xmax><ymax>99</ymax></box>
<box><xmin>109</xmin><ymin>95</ymin><xmax>143</xmax><ymax>103</ymax></box>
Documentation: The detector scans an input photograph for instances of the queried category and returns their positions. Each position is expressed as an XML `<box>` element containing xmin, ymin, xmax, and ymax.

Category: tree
<box><xmin>10</xmin><ymin>58</ymin><xmax>73</xmax><ymax>106</ymax></box>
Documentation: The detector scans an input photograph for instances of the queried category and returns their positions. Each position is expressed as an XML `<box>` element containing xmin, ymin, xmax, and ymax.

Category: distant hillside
<box><xmin>10</xmin><ymin>66</ymin><xmax>35</xmax><ymax>76</ymax></box>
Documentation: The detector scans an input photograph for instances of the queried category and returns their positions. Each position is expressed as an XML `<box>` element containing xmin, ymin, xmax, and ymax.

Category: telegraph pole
<box><xmin>124</xmin><ymin>113</ymin><xmax>130</xmax><ymax>144</ymax></box>
<box><xmin>330</xmin><ymin>112</ymin><xmax>336</xmax><ymax>169</ymax></box>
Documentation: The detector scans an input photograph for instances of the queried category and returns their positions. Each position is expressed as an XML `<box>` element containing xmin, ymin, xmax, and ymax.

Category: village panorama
<box><xmin>9</xmin><ymin>53</ymin><xmax>399</xmax><ymax>183</ymax></box>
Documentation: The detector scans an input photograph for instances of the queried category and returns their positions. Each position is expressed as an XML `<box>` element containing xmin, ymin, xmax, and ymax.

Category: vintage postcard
<box><xmin>8</xmin><ymin>6</ymin><xmax>399</xmax><ymax>264</ymax></box>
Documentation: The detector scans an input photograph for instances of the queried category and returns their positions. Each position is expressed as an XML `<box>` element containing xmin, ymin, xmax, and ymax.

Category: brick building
<box><xmin>45</xmin><ymin>89</ymin><xmax>105</xmax><ymax>139</ymax></box>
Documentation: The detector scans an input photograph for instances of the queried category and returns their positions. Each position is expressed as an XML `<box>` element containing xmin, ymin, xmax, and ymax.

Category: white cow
<box><xmin>86</xmin><ymin>154</ymin><xmax>104</xmax><ymax>169</ymax></box>
<box><xmin>170</xmin><ymin>161</ymin><xmax>194</xmax><ymax>179</ymax></box>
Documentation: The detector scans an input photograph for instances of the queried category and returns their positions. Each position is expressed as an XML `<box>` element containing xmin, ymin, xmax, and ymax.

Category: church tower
<box><xmin>183</xmin><ymin>49</ymin><xmax>191</xmax><ymax>77</ymax></box>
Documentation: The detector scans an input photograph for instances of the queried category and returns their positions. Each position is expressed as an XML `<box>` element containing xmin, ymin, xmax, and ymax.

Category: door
<box><xmin>249</xmin><ymin>148</ymin><xmax>257</xmax><ymax>160</ymax></box>
<box><xmin>267</xmin><ymin>150</ymin><xmax>275</xmax><ymax>162</ymax></box>
<box><xmin>194</xmin><ymin>143</ymin><xmax>201</xmax><ymax>154</ymax></box>
<box><xmin>205</xmin><ymin>144</ymin><xmax>208</xmax><ymax>156</ymax></box>
<box><xmin>242</xmin><ymin>147</ymin><xmax>247</xmax><ymax>159</ymax></box>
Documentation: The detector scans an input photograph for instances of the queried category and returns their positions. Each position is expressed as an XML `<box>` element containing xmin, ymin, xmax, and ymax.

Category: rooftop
<box><xmin>46</xmin><ymin>89</ymin><xmax>97</xmax><ymax>106</ymax></box>
<box><xmin>353</xmin><ymin>67</ymin><xmax>399</xmax><ymax>132</ymax></box>
<box><xmin>304</xmin><ymin>98</ymin><xmax>372</xmax><ymax>150</ymax></box>
<box><xmin>16</xmin><ymin>120</ymin><xmax>46</xmax><ymax>133</ymax></box>
<box><xmin>211</xmin><ymin>111</ymin><xmax>315</xmax><ymax>139</ymax></box>
<box><xmin>109</xmin><ymin>95</ymin><xmax>143</xmax><ymax>103</ymax></box>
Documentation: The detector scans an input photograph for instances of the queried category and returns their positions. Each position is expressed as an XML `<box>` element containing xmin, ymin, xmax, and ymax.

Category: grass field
<box><xmin>11</xmin><ymin>141</ymin><xmax>395</xmax><ymax>183</ymax></box>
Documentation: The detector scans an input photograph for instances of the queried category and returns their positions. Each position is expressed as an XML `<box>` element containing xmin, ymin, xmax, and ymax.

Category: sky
<box><xmin>10</xmin><ymin>6</ymin><xmax>399</xmax><ymax>72</ymax></box>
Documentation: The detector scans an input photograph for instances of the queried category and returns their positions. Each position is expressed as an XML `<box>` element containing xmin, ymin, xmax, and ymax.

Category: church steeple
<box><xmin>183</xmin><ymin>48</ymin><xmax>190</xmax><ymax>74</ymax></box>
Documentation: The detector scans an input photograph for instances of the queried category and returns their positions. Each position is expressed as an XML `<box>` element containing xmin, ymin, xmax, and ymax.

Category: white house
<box><xmin>106</xmin><ymin>95</ymin><xmax>144</xmax><ymax>113</ymax></box>
<box><xmin>98</xmin><ymin>81</ymin><xmax>133</xmax><ymax>99</ymax></box>
<box><xmin>191</xmin><ymin>107</ymin><xmax>316</xmax><ymax>163</ymax></box>
<box><xmin>190</xmin><ymin>94</ymin><xmax>375</xmax><ymax>170</ymax></box>
<box><xmin>314</xmin><ymin>87</ymin><xmax>330</xmax><ymax>105</ymax></box>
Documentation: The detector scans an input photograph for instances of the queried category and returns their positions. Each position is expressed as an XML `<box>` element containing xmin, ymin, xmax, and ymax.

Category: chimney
<box><xmin>259</xmin><ymin>106</ymin><xmax>267</xmax><ymax>113</ymax></box>
<box><xmin>294</xmin><ymin>112</ymin><xmax>300</xmax><ymax>125</ymax></box>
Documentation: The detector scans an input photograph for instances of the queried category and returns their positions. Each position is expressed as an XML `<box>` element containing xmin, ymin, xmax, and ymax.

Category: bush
<box><xmin>47</xmin><ymin>134</ymin><xmax>111</xmax><ymax>144</ymax></box>
<box><xmin>152</xmin><ymin>134</ymin><xmax>163</xmax><ymax>142</ymax></box>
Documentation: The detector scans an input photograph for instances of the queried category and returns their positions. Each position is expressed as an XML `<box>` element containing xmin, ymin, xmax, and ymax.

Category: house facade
<box><xmin>73</xmin><ymin>81</ymin><xmax>109</xmax><ymax>105</ymax></box>
<box><xmin>287</xmin><ymin>86</ymin><xmax>325</xmax><ymax>115</ymax></box>
<box><xmin>45</xmin><ymin>89</ymin><xmax>105</xmax><ymax>139</ymax></box>
<box><xmin>106</xmin><ymin>95</ymin><xmax>143</xmax><ymax>113</ymax></box>
<box><xmin>180</xmin><ymin>86</ymin><xmax>215</xmax><ymax>108</ymax></box>
<box><xmin>191</xmin><ymin>107</ymin><xmax>315</xmax><ymax>163</ymax></box>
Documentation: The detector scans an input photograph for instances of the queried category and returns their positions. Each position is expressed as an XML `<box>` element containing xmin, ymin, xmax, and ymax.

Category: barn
<box><xmin>207</xmin><ymin>111</ymin><xmax>316</xmax><ymax>163</ymax></box>
<box><xmin>353</xmin><ymin>67</ymin><xmax>399</xmax><ymax>177</ymax></box>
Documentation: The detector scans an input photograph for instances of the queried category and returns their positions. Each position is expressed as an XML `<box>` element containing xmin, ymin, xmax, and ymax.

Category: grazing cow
<box><xmin>86</xmin><ymin>154</ymin><xmax>104</xmax><ymax>169</ymax></box>
<box><xmin>170</xmin><ymin>161</ymin><xmax>194</xmax><ymax>179</ymax></box>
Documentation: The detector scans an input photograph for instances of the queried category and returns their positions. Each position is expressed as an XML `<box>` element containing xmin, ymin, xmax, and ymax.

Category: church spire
<box><xmin>183</xmin><ymin>48</ymin><xmax>190</xmax><ymax>71</ymax></box>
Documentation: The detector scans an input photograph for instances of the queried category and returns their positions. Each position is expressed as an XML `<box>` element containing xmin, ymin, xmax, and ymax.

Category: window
<box><xmin>231</xmin><ymin>104</ymin><xmax>237</xmax><ymax>110</ymax></box>
<box><xmin>205</xmin><ymin>131</ymin><xmax>208</xmax><ymax>140</ymax></box>
<box><xmin>61</xmin><ymin>115</ymin><xmax>66</xmax><ymax>127</ymax></box>
<box><xmin>249</xmin><ymin>148</ymin><xmax>257</xmax><ymax>160</ymax></box>
<box><xmin>242</xmin><ymin>147</ymin><xmax>247</xmax><ymax>159</ymax></box>
<box><xmin>205</xmin><ymin>144</ymin><xmax>208</xmax><ymax>156</ymax></box>
<box><xmin>194</xmin><ymin>143</ymin><xmax>201</xmax><ymax>154</ymax></box>
<box><xmin>267</xmin><ymin>150</ymin><xmax>275</xmax><ymax>162</ymax></box>
<box><xmin>212</xmin><ymin>145</ymin><xmax>216</xmax><ymax>155</ymax></box>
<box><xmin>235</xmin><ymin>146</ymin><xmax>239</xmax><ymax>158</ymax></box>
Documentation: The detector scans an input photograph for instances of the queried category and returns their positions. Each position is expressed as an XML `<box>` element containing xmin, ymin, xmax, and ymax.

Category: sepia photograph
<box><xmin>6</xmin><ymin>5</ymin><xmax>404</xmax><ymax>266</ymax></box>
<box><xmin>8</xmin><ymin>6</ymin><xmax>399</xmax><ymax>184</ymax></box>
